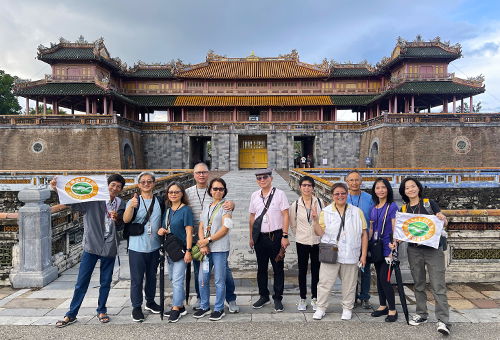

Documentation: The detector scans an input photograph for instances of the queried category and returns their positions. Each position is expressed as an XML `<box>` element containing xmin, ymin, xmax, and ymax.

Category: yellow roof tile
<box><xmin>173</xmin><ymin>96</ymin><xmax>333</xmax><ymax>107</ymax></box>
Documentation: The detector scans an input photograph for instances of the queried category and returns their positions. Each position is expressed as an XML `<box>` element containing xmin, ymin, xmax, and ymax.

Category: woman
<box><xmin>193</xmin><ymin>178</ymin><xmax>233</xmax><ymax>321</ymax></box>
<box><xmin>369</xmin><ymin>178</ymin><xmax>398</xmax><ymax>322</ymax></box>
<box><xmin>289</xmin><ymin>176</ymin><xmax>324</xmax><ymax>311</ymax></box>
<box><xmin>312</xmin><ymin>182</ymin><xmax>368</xmax><ymax>321</ymax></box>
<box><xmin>158</xmin><ymin>182</ymin><xmax>194</xmax><ymax>323</ymax></box>
<box><xmin>398</xmin><ymin>177</ymin><xmax>450</xmax><ymax>335</ymax></box>
<box><xmin>123</xmin><ymin>172</ymin><xmax>163</xmax><ymax>322</ymax></box>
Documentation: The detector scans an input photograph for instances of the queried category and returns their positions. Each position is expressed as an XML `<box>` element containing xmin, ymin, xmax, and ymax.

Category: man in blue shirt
<box><xmin>346</xmin><ymin>170</ymin><xmax>374</xmax><ymax>309</ymax></box>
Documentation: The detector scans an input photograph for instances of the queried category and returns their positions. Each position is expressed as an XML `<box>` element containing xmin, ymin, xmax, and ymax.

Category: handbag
<box><xmin>162</xmin><ymin>208</ymin><xmax>185</xmax><ymax>262</ymax></box>
<box><xmin>123</xmin><ymin>196</ymin><xmax>156</xmax><ymax>239</ymax></box>
<box><xmin>252</xmin><ymin>188</ymin><xmax>276</xmax><ymax>245</ymax></box>
<box><xmin>368</xmin><ymin>204</ymin><xmax>390</xmax><ymax>263</ymax></box>
<box><xmin>319</xmin><ymin>204</ymin><xmax>347</xmax><ymax>264</ymax></box>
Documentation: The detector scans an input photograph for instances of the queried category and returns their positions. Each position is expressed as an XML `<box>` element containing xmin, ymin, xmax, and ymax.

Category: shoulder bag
<box><xmin>123</xmin><ymin>196</ymin><xmax>156</xmax><ymax>239</ymax></box>
<box><xmin>252</xmin><ymin>188</ymin><xmax>276</xmax><ymax>245</ymax></box>
<box><xmin>163</xmin><ymin>208</ymin><xmax>186</xmax><ymax>262</ymax></box>
<box><xmin>367</xmin><ymin>204</ymin><xmax>389</xmax><ymax>263</ymax></box>
<box><xmin>319</xmin><ymin>204</ymin><xmax>347</xmax><ymax>264</ymax></box>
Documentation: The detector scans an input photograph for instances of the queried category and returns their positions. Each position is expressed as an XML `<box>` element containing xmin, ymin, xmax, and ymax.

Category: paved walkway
<box><xmin>0</xmin><ymin>171</ymin><xmax>498</xmax><ymax>326</ymax></box>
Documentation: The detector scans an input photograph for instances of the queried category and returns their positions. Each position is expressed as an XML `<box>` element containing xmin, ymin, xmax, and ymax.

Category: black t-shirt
<box><xmin>400</xmin><ymin>199</ymin><xmax>440</xmax><ymax>215</ymax></box>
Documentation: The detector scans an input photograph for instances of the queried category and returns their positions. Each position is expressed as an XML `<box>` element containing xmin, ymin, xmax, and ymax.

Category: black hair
<box><xmin>399</xmin><ymin>177</ymin><xmax>424</xmax><ymax>203</ymax></box>
<box><xmin>165</xmin><ymin>181</ymin><xmax>190</xmax><ymax>207</ymax></box>
<box><xmin>331</xmin><ymin>182</ymin><xmax>348</xmax><ymax>194</ymax></box>
<box><xmin>371</xmin><ymin>177</ymin><xmax>394</xmax><ymax>204</ymax></box>
<box><xmin>107</xmin><ymin>174</ymin><xmax>126</xmax><ymax>188</ymax></box>
<box><xmin>208</xmin><ymin>178</ymin><xmax>228</xmax><ymax>199</ymax></box>
<box><xmin>299</xmin><ymin>175</ymin><xmax>316</xmax><ymax>188</ymax></box>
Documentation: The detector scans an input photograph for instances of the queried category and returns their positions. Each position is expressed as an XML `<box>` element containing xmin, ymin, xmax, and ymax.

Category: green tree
<box><xmin>455</xmin><ymin>101</ymin><xmax>482</xmax><ymax>113</ymax></box>
<box><xmin>0</xmin><ymin>70</ymin><xmax>22</xmax><ymax>115</ymax></box>
<box><xmin>29</xmin><ymin>105</ymin><xmax>67</xmax><ymax>115</ymax></box>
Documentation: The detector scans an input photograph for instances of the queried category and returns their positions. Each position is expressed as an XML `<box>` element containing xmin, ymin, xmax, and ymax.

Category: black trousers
<box><xmin>296</xmin><ymin>242</ymin><xmax>320</xmax><ymax>299</ymax></box>
<box><xmin>254</xmin><ymin>229</ymin><xmax>284</xmax><ymax>301</ymax></box>
<box><xmin>374</xmin><ymin>260</ymin><xmax>396</xmax><ymax>310</ymax></box>
<box><xmin>129</xmin><ymin>249</ymin><xmax>160</xmax><ymax>308</ymax></box>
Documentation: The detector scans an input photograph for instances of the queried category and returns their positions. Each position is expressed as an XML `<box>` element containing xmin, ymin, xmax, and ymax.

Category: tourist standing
<box><xmin>398</xmin><ymin>177</ymin><xmax>450</xmax><ymax>335</ymax></box>
<box><xmin>312</xmin><ymin>182</ymin><xmax>368</xmax><ymax>321</ymax></box>
<box><xmin>194</xmin><ymin>178</ymin><xmax>233</xmax><ymax>321</ymax></box>
<box><xmin>123</xmin><ymin>172</ymin><xmax>163</xmax><ymax>322</ymax></box>
<box><xmin>346</xmin><ymin>170</ymin><xmax>374</xmax><ymax>308</ymax></box>
<box><xmin>52</xmin><ymin>174</ymin><xmax>126</xmax><ymax>327</ymax></box>
<box><xmin>249</xmin><ymin>169</ymin><xmax>290</xmax><ymax>312</ymax></box>
<box><xmin>157</xmin><ymin>182</ymin><xmax>194</xmax><ymax>323</ymax></box>
<box><xmin>369</xmin><ymin>178</ymin><xmax>398</xmax><ymax>322</ymax></box>
<box><xmin>185</xmin><ymin>162</ymin><xmax>238</xmax><ymax>313</ymax></box>
<box><xmin>289</xmin><ymin>175</ymin><xmax>323</xmax><ymax>311</ymax></box>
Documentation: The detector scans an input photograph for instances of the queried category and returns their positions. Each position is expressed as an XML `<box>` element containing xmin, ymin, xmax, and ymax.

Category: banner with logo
<box><xmin>394</xmin><ymin>212</ymin><xmax>444</xmax><ymax>249</ymax></box>
<box><xmin>55</xmin><ymin>175</ymin><xmax>110</xmax><ymax>204</ymax></box>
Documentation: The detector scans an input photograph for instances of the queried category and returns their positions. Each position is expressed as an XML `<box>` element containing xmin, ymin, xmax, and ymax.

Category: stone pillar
<box><xmin>9</xmin><ymin>187</ymin><xmax>58</xmax><ymax>288</ymax></box>
<box><xmin>86</xmin><ymin>97</ymin><xmax>90</xmax><ymax>114</ymax></box>
<box><xmin>26</xmin><ymin>97</ymin><xmax>29</xmax><ymax>115</ymax></box>
<box><xmin>43</xmin><ymin>97</ymin><xmax>47</xmax><ymax>115</ymax></box>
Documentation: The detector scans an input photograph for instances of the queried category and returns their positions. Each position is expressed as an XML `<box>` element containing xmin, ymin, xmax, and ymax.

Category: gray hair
<box><xmin>137</xmin><ymin>171</ymin><xmax>156</xmax><ymax>183</ymax></box>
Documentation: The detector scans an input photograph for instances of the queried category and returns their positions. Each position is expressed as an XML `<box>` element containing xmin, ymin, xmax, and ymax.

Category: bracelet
<box><xmin>186</xmin><ymin>248</ymin><xmax>192</xmax><ymax>252</ymax></box>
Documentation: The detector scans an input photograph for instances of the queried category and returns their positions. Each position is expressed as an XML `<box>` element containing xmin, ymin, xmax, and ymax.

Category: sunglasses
<box><xmin>256</xmin><ymin>175</ymin><xmax>270</xmax><ymax>181</ymax></box>
<box><xmin>211</xmin><ymin>187</ymin><xmax>225</xmax><ymax>192</ymax></box>
<box><xmin>333</xmin><ymin>192</ymin><xmax>347</xmax><ymax>197</ymax></box>
<box><xmin>194</xmin><ymin>171</ymin><xmax>209</xmax><ymax>175</ymax></box>
<box><xmin>168</xmin><ymin>190</ymin><xmax>181</xmax><ymax>195</ymax></box>
<box><xmin>301</xmin><ymin>183</ymin><xmax>313</xmax><ymax>187</ymax></box>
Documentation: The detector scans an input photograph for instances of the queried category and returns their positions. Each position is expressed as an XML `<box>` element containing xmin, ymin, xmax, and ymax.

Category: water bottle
<box><xmin>202</xmin><ymin>256</ymin><xmax>209</xmax><ymax>274</ymax></box>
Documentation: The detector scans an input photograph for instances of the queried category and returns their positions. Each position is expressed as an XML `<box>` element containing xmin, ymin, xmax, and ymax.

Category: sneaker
<box><xmin>409</xmin><ymin>314</ymin><xmax>428</xmax><ymax>326</ymax></box>
<box><xmin>209</xmin><ymin>310</ymin><xmax>225</xmax><ymax>321</ymax></box>
<box><xmin>274</xmin><ymin>300</ymin><xmax>284</xmax><ymax>312</ymax></box>
<box><xmin>145</xmin><ymin>301</ymin><xmax>161</xmax><ymax>314</ymax></box>
<box><xmin>437</xmin><ymin>321</ymin><xmax>450</xmax><ymax>335</ymax></box>
<box><xmin>252</xmin><ymin>296</ymin><xmax>270</xmax><ymax>309</ymax></box>
<box><xmin>192</xmin><ymin>298</ymin><xmax>201</xmax><ymax>310</ymax></box>
<box><xmin>297</xmin><ymin>299</ymin><xmax>307</xmax><ymax>311</ymax></box>
<box><xmin>193</xmin><ymin>308</ymin><xmax>211</xmax><ymax>319</ymax></box>
<box><xmin>341</xmin><ymin>308</ymin><xmax>352</xmax><ymax>320</ymax></box>
<box><xmin>312</xmin><ymin>309</ymin><xmax>325</xmax><ymax>320</ymax></box>
<box><xmin>131</xmin><ymin>307</ymin><xmax>144</xmax><ymax>322</ymax></box>
<box><xmin>164</xmin><ymin>306</ymin><xmax>186</xmax><ymax>318</ymax></box>
<box><xmin>311</xmin><ymin>298</ymin><xmax>318</xmax><ymax>311</ymax></box>
<box><xmin>168</xmin><ymin>309</ymin><xmax>182</xmax><ymax>323</ymax></box>
<box><xmin>361</xmin><ymin>299</ymin><xmax>371</xmax><ymax>309</ymax></box>
<box><xmin>228</xmin><ymin>300</ymin><xmax>240</xmax><ymax>313</ymax></box>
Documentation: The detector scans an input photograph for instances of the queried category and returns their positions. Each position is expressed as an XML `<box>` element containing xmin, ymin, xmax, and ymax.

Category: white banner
<box><xmin>55</xmin><ymin>175</ymin><xmax>110</xmax><ymax>205</ymax></box>
<box><xmin>394</xmin><ymin>212</ymin><xmax>444</xmax><ymax>249</ymax></box>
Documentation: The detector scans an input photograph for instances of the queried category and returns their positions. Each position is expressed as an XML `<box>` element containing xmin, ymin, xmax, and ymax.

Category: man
<box><xmin>249</xmin><ymin>168</ymin><xmax>290</xmax><ymax>312</ymax></box>
<box><xmin>52</xmin><ymin>174</ymin><xmax>126</xmax><ymax>327</ymax></box>
<box><xmin>185</xmin><ymin>162</ymin><xmax>239</xmax><ymax>313</ymax></box>
<box><xmin>346</xmin><ymin>170</ymin><xmax>374</xmax><ymax>309</ymax></box>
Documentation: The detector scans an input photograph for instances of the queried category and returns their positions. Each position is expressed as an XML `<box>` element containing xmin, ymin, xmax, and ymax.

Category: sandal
<box><xmin>97</xmin><ymin>313</ymin><xmax>110</xmax><ymax>323</ymax></box>
<box><xmin>55</xmin><ymin>316</ymin><xmax>77</xmax><ymax>328</ymax></box>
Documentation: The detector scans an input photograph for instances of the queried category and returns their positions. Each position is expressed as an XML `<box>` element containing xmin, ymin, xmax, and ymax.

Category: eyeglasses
<box><xmin>333</xmin><ymin>192</ymin><xmax>347</xmax><ymax>197</ymax></box>
<box><xmin>301</xmin><ymin>183</ymin><xmax>313</xmax><ymax>187</ymax></box>
<box><xmin>194</xmin><ymin>171</ymin><xmax>209</xmax><ymax>176</ymax></box>
<box><xmin>256</xmin><ymin>175</ymin><xmax>270</xmax><ymax>181</ymax></box>
<box><xmin>168</xmin><ymin>190</ymin><xmax>181</xmax><ymax>195</ymax></box>
<box><xmin>211</xmin><ymin>187</ymin><xmax>225</xmax><ymax>192</ymax></box>
<box><xmin>139</xmin><ymin>180</ymin><xmax>154</xmax><ymax>185</ymax></box>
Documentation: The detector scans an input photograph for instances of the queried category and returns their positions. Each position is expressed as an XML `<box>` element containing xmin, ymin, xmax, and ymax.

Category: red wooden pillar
<box><xmin>43</xmin><ymin>97</ymin><xmax>47</xmax><ymax>115</ymax></box>
<box><xmin>333</xmin><ymin>107</ymin><xmax>337</xmax><ymax>121</ymax></box>
<box><xmin>103</xmin><ymin>97</ymin><xmax>108</xmax><ymax>114</ymax></box>
<box><xmin>470</xmin><ymin>96</ymin><xmax>473</xmax><ymax>113</ymax></box>
<box><xmin>268</xmin><ymin>107</ymin><xmax>272</xmax><ymax>122</ymax></box>
<box><xmin>452</xmin><ymin>96</ymin><xmax>456</xmax><ymax>113</ymax></box>
<box><xmin>35</xmin><ymin>98</ymin><xmax>39</xmax><ymax>114</ymax></box>
<box><xmin>411</xmin><ymin>95</ymin><xmax>415</xmax><ymax>113</ymax></box>
<box><xmin>460</xmin><ymin>98</ymin><xmax>464</xmax><ymax>113</ymax></box>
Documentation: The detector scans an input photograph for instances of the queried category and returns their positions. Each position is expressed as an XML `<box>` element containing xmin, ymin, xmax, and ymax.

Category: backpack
<box><xmin>401</xmin><ymin>198</ymin><xmax>433</xmax><ymax>215</ymax></box>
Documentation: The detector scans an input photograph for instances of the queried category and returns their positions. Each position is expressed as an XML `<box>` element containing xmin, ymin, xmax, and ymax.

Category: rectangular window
<box><xmin>148</xmin><ymin>84</ymin><xmax>159</xmax><ymax>90</ymax></box>
<box><xmin>302</xmin><ymin>81</ymin><xmax>318</xmax><ymax>88</ymax></box>
<box><xmin>237</xmin><ymin>82</ymin><xmax>267</xmax><ymax>87</ymax></box>
<box><xmin>209</xmin><ymin>81</ymin><xmax>232</xmax><ymax>88</ymax></box>
<box><xmin>186</xmin><ymin>81</ymin><xmax>203</xmax><ymax>87</ymax></box>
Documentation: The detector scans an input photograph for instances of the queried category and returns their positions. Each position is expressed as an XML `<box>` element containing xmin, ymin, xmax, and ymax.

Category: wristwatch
<box><xmin>282</xmin><ymin>234</ymin><xmax>289</xmax><ymax>239</ymax></box>
<box><xmin>186</xmin><ymin>248</ymin><xmax>192</xmax><ymax>252</ymax></box>
<box><xmin>208</xmin><ymin>237</ymin><xmax>213</xmax><ymax>243</ymax></box>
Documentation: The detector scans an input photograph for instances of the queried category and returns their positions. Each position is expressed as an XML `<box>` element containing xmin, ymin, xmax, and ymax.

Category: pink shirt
<box><xmin>249</xmin><ymin>187</ymin><xmax>290</xmax><ymax>232</ymax></box>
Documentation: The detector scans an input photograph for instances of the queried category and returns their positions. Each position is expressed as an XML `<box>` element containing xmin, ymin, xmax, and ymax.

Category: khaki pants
<box><xmin>316</xmin><ymin>262</ymin><xmax>358</xmax><ymax>312</ymax></box>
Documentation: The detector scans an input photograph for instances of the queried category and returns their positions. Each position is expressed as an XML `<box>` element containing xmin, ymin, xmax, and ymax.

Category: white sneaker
<box><xmin>312</xmin><ymin>309</ymin><xmax>325</xmax><ymax>320</ymax></box>
<box><xmin>341</xmin><ymin>308</ymin><xmax>352</xmax><ymax>320</ymax></box>
<box><xmin>409</xmin><ymin>314</ymin><xmax>428</xmax><ymax>326</ymax></box>
<box><xmin>297</xmin><ymin>299</ymin><xmax>307</xmax><ymax>311</ymax></box>
<box><xmin>228</xmin><ymin>300</ymin><xmax>240</xmax><ymax>313</ymax></box>
<box><xmin>311</xmin><ymin>298</ymin><xmax>318</xmax><ymax>311</ymax></box>
<box><xmin>437</xmin><ymin>321</ymin><xmax>450</xmax><ymax>335</ymax></box>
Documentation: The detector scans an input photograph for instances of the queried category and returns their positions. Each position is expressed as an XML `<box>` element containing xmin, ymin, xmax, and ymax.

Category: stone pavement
<box><xmin>0</xmin><ymin>170</ymin><xmax>498</xmax><ymax>326</ymax></box>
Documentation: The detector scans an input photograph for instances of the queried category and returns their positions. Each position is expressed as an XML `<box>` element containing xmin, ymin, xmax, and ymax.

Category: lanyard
<box><xmin>260</xmin><ymin>188</ymin><xmax>273</xmax><ymax>206</ymax></box>
<box><xmin>105</xmin><ymin>198</ymin><xmax>117</xmax><ymax>218</ymax></box>
<box><xmin>166</xmin><ymin>204</ymin><xmax>183</xmax><ymax>229</ymax></box>
<box><xmin>349</xmin><ymin>194</ymin><xmax>361</xmax><ymax>207</ymax></box>
<box><xmin>301</xmin><ymin>197</ymin><xmax>313</xmax><ymax>224</ymax></box>
<box><xmin>196</xmin><ymin>187</ymin><xmax>208</xmax><ymax>210</ymax></box>
<box><xmin>206</xmin><ymin>200</ymin><xmax>224</xmax><ymax>235</ymax></box>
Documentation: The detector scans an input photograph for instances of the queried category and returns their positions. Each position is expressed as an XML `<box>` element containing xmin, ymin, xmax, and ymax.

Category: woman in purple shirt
<box><xmin>369</xmin><ymin>178</ymin><xmax>398</xmax><ymax>322</ymax></box>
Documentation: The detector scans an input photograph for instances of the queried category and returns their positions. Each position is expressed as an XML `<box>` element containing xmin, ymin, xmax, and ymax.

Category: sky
<box><xmin>1</xmin><ymin>0</ymin><xmax>500</xmax><ymax>119</ymax></box>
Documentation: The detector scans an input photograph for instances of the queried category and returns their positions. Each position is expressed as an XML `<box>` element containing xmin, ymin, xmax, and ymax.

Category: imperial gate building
<box><xmin>8</xmin><ymin>36</ymin><xmax>498</xmax><ymax>171</ymax></box>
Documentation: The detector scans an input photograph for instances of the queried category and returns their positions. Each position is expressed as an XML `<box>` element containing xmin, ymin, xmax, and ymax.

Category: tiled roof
<box><xmin>39</xmin><ymin>47</ymin><xmax>96</xmax><ymax>60</ymax></box>
<box><xmin>388</xmin><ymin>81</ymin><xmax>485</xmax><ymax>95</ymax></box>
<box><xmin>331</xmin><ymin>95</ymin><xmax>376</xmax><ymax>106</ymax></box>
<box><xmin>173</xmin><ymin>95</ymin><xmax>333</xmax><ymax>106</ymax></box>
<box><xmin>403</xmin><ymin>47</ymin><xmax>460</xmax><ymax>58</ymax></box>
<box><xmin>122</xmin><ymin>69</ymin><xmax>173</xmax><ymax>79</ymax></box>
<box><xmin>177</xmin><ymin>61</ymin><xmax>329</xmax><ymax>79</ymax></box>
<box><xmin>330</xmin><ymin>68</ymin><xmax>377</xmax><ymax>78</ymax></box>
<box><xmin>128</xmin><ymin>95</ymin><xmax>176</xmax><ymax>107</ymax></box>
<box><xmin>14</xmin><ymin>83</ymin><xmax>108</xmax><ymax>96</ymax></box>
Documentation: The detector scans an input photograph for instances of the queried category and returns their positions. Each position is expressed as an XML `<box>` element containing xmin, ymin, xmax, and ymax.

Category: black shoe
<box><xmin>193</xmin><ymin>308</ymin><xmax>211</xmax><ymax>319</ymax></box>
<box><xmin>209</xmin><ymin>310</ymin><xmax>225</xmax><ymax>321</ymax></box>
<box><xmin>132</xmin><ymin>307</ymin><xmax>144</xmax><ymax>322</ymax></box>
<box><xmin>168</xmin><ymin>309</ymin><xmax>182</xmax><ymax>323</ymax></box>
<box><xmin>164</xmin><ymin>306</ymin><xmax>186</xmax><ymax>318</ymax></box>
<box><xmin>252</xmin><ymin>296</ymin><xmax>270</xmax><ymax>309</ymax></box>
<box><xmin>371</xmin><ymin>308</ymin><xmax>389</xmax><ymax>317</ymax></box>
<box><xmin>385</xmin><ymin>312</ymin><xmax>398</xmax><ymax>322</ymax></box>
<box><xmin>274</xmin><ymin>300</ymin><xmax>284</xmax><ymax>312</ymax></box>
<box><xmin>145</xmin><ymin>301</ymin><xmax>161</xmax><ymax>314</ymax></box>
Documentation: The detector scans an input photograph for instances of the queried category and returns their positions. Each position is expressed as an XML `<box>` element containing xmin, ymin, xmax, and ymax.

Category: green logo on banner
<box><xmin>408</xmin><ymin>221</ymin><xmax>430</xmax><ymax>237</ymax></box>
<box><xmin>71</xmin><ymin>182</ymin><xmax>93</xmax><ymax>195</ymax></box>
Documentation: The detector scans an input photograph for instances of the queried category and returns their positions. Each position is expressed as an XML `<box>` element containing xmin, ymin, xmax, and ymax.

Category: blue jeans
<box><xmin>168</xmin><ymin>257</ymin><xmax>187</xmax><ymax>307</ymax></box>
<box><xmin>66</xmin><ymin>251</ymin><xmax>115</xmax><ymax>318</ymax></box>
<box><xmin>358</xmin><ymin>262</ymin><xmax>372</xmax><ymax>301</ymax></box>
<box><xmin>193</xmin><ymin>255</ymin><xmax>237</xmax><ymax>303</ymax></box>
<box><xmin>199</xmin><ymin>252</ymin><xmax>228</xmax><ymax>312</ymax></box>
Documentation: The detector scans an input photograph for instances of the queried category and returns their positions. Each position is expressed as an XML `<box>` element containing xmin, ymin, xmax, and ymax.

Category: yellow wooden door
<box><xmin>239</xmin><ymin>136</ymin><xmax>268</xmax><ymax>169</ymax></box>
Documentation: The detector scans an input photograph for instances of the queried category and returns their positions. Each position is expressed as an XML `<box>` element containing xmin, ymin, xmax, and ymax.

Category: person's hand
<box><xmin>281</xmin><ymin>237</ymin><xmax>290</xmax><ymax>249</ymax></box>
<box><xmin>311</xmin><ymin>204</ymin><xmax>319</xmax><ymax>222</ymax></box>
<box><xmin>385</xmin><ymin>255</ymin><xmax>393</xmax><ymax>265</ymax></box>
<box><xmin>249</xmin><ymin>237</ymin><xmax>254</xmax><ymax>249</ymax></box>
<box><xmin>157</xmin><ymin>227</ymin><xmax>167</xmax><ymax>236</ymax></box>
<box><xmin>109</xmin><ymin>211</ymin><xmax>118</xmax><ymax>221</ymax></box>
<box><xmin>223</xmin><ymin>200</ymin><xmax>235</xmax><ymax>211</ymax></box>
<box><xmin>359</xmin><ymin>256</ymin><xmax>367</xmax><ymax>268</ymax></box>
<box><xmin>130</xmin><ymin>193</ymin><xmax>139</xmax><ymax>209</ymax></box>
<box><xmin>184</xmin><ymin>251</ymin><xmax>192</xmax><ymax>264</ymax></box>
<box><xmin>200</xmin><ymin>246</ymin><xmax>210</xmax><ymax>255</ymax></box>
<box><xmin>436</xmin><ymin>212</ymin><xmax>447</xmax><ymax>222</ymax></box>
<box><xmin>197</xmin><ymin>238</ymin><xmax>209</xmax><ymax>248</ymax></box>
<box><xmin>388</xmin><ymin>242</ymin><xmax>397</xmax><ymax>250</ymax></box>
<box><xmin>49</xmin><ymin>178</ymin><xmax>57</xmax><ymax>191</ymax></box>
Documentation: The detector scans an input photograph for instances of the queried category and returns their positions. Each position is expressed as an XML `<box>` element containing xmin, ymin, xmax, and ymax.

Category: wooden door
<box><xmin>239</xmin><ymin>136</ymin><xmax>268</xmax><ymax>169</ymax></box>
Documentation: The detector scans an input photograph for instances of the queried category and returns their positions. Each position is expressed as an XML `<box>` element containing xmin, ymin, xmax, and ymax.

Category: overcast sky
<box><xmin>1</xmin><ymin>0</ymin><xmax>499</xmax><ymax>117</ymax></box>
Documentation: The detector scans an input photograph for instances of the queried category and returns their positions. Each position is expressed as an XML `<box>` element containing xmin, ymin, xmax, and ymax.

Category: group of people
<box><xmin>50</xmin><ymin>166</ymin><xmax>451</xmax><ymax>336</ymax></box>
